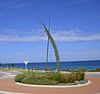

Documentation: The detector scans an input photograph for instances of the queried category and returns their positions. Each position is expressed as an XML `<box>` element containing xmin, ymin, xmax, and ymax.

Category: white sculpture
<box><xmin>24</xmin><ymin>60</ymin><xmax>28</xmax><ymax>70</ymax></box>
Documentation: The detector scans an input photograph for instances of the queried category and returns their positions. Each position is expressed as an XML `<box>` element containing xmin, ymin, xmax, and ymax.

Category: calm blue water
<box><xmin>0</xmin><ymin>60</ymin><xmax>100</xmax><ymax>70</ymax></box>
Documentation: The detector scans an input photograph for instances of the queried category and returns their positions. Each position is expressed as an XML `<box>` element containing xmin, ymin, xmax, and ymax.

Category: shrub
<box><xmin>33</xmin><ymin>72</ymin><xmax>47</xmax><ymax>78</ymax></box>
<box><xmin>14</xmin><ymin>71</ymin><xmax>35</xmax><ymax>82</ymax></box>
<box><xmin>66</xmin><ymin>73</ymin><xmax>76</xmax><ymax>83</ymax></box>
<box><xmin>22</xmin><ymin>77</ymin><xmax>57</xmax><ymax>85</ymax></box>
<box><xmin>58</xmin><ymin>73</ymin><xmax>67</xmax><ymax>83</ymax></box>
<box><xmin>78</xmin><ymin>68</ymin><xmax>87</xmax><ymax>72</ymax></box>
<box><xmin>47</xmin><ymin>72</ymin><xmax>63</xmax><ymax>83</ymax></box>
<box><xmin>21</xmin><ymin>77</ymin><xmax>39</xmax><ymax>84</ymax></box>
<box><xmin>52</xmin><ymin>72</ymin><xmax>61</xmax><ymax>82</ymax></box>
<box><xmin>15</xmin><ymin>71</ymin><xmax>85</xmax><ymax>85</ymax></box>
<box><xmin>47</xmin><ymin>72</ymin><xmax>75</xmax><ymax>83</ymax></box>
<box><xmin>34</xmin><ymin>78</ymin><xmax>57</xmax><ymax>85</ymax></box>
<box><xmin>14</xmin><ymin>74</ymin><xmax>26</xmax><ymax>82</ymax></box>
<box><xmin>23</xmin><ymin>71</ymin><xmax>34</xmax><ymax>75</ymax></box>
<box><xmin>75</xmin><ymin>72</ymin><xmax>85</xmax><ymax>81</ymax></box>
<box><xmin>96</xmin><ymin>68</ymin><xmax>100</xmax><ymax>72</ymax></box>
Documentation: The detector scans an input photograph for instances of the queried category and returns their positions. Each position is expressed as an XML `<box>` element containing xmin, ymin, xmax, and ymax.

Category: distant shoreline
<box><xmin>0</xmin><ymin>60</ymin><xmax>100</xmax><ymax>64</ymax></box>
<box><xmin>0</xmin><ymin>60</ymin><xmax>100</xmax><ymax>70</ymax></box>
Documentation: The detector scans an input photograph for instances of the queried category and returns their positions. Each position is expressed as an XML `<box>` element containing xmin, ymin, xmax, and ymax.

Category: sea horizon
<box><xmin>0</xmin><ymin>60</ymin><xmax>100</xmax><ymax>70</ymax></box>
<box><xmin>0</xmin><ymin>59</ymin><xmax>100</xmax><ymax>64</ymax></box>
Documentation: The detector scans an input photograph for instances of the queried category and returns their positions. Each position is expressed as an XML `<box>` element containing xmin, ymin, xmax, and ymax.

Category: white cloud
<box><xmin>0</xmin><ymin>29</ymin><xmax>46</xmax><ymax>42</ymax></box>
<box><xmin>53</xmin><ymin>32</ymin><xmax>100</xmax><ymax>41</ymax></box>
<box><xmin>0</xmin><ymin>29</ymin><xmax>100</xmax><ymax>42</ymax></box>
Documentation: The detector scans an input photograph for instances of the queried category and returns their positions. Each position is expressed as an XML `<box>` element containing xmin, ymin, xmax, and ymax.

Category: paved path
<box><xmin>0</xmin><ymin>71</ymin><xmax>100</xmax><ymax>94</ymax></box>
<box><xmin>0</xmin><ymin>71</ymin><xmax>21</xmax><ymax>79</ymax></box>
<box><xmin>0</xmin><ymin>77</ymin><xmax>100</xmax><ymax>94</ymax></box>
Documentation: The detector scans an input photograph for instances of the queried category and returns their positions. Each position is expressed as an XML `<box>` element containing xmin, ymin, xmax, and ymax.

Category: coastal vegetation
<box><xmin>14</xmin><ymin>71</ymin><xmax>85</xmax><ymax>85</ymax></box>
<box><xmin>0</xmin><ymin>67</ymin><xmax>100</xmax><ymax>72</ymax></box>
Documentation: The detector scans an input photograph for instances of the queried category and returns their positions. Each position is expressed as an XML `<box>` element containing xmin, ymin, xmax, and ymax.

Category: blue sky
<box><xmin>0</xmin><ymin>0</ymin><xmax>100</xmax><ymax>63</ymax></box>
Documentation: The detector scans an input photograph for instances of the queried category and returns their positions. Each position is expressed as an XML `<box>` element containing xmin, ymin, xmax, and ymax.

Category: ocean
<box><xmin>0</xmin><ymin>60</ymin><xmax>100</xmax><ymax>70</ymax></box>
